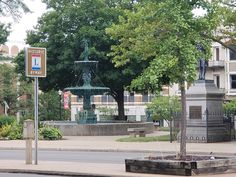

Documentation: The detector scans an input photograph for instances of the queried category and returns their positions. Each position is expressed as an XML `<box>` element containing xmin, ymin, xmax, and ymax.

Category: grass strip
<box><xmin>117</xmin><ymin>134</ymin><xmax>172</xmax><ymax>142</ymax></box>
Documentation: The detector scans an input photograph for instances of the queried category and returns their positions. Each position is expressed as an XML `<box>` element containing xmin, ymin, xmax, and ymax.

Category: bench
<box><xmin>127</xmin><ymin>127</ymin><xmax>146</xmax><ymax>137</ymax></box>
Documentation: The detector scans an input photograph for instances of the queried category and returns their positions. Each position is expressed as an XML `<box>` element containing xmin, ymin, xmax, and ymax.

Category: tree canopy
<box><xmin>14</xmin><ymin>0</ymin><xmax>147</xmax><ymax>120</ymax></box>
<box><xmin>106</xmin><ymin>0</ymin><xmax>219</xmax><ymax>158</ymax></box>
<box><xmin>147</xmin><ymin>95</ymin><xmax>181</xmax><ymax>122</ymax></box>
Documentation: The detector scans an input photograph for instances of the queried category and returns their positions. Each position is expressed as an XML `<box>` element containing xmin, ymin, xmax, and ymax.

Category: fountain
<box><xmin>64</xmin><ymin>40</ymin><xmax>109</xmax><ymax>124</ymax></box>
<box><xmin>45</xmin><ymin>40</ymin><xmax>154</xmax><ymax>136</ymax></box>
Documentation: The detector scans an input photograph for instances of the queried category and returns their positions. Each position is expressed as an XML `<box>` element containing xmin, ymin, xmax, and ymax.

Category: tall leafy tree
<box><xmin>147</xmin><ymin>95</ymin><xmax>181</xmax><ymax>122</ymax></box>
<box><xmin>107</xmin><ymin>0</ymin><xmax>218</xmax><ymax>158</ymax></box>
<box><xmin>0</xmin><ymin>64</ymin><xmax>17</xmax><ymax>115</ymax></box>
<box><xmin>15</xmin><ymin>0</ymin><xmax>146</xmax><ymax>120</ymax></box>
<box><xmin>0</xmin><ymin>63</ymin><xmax>34</xmax><ymax>116</ymax></box>
<box><xmin>39</xmin><ymin>90</ymin><xmax>66</xmax><ymax>121</ymax></box>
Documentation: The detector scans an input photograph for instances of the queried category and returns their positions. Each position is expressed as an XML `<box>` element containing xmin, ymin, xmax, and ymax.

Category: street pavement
<box><xmin>0</xmin><ymin>131</ymin><xmax>236</xmax><ymax>177</ymax></box>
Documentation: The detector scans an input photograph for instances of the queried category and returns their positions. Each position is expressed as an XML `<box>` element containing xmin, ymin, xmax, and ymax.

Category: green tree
<box><xmin>224</xmin><ymin>100</ymin><xmax>236</xmax><ymax>115</ymax></box>
<box><xmin>147</xmin><ymin>95</ymin><xmax>181</xmax><ymax>122</ymax></box>
<box><xmin>15</xmin><ymin>0</ymin><xmax>146</xmax><ymax>120</ymax></box>
<box><xmin>0</xmin><ymin>64</ymin><xmax>18</xmax><ymax>115</ymax></box>
<box><xmin>107</xmin><ymin>0</ymin><xmax>218</xmax><ymax>158</ymax></box>
<box><xmin>17</xmin><ymin>80</ymin><xmax>34</xmax><ymax>121</ymax></box>
<box><xmin>0</xmin><ymin>64</ymin><xmax>34</xmax><ymax>117</ymax></box>
<box><xmin>39</xmin><ymin>90</ymin><xmax>66</xmax><ymax>121</ymax></box>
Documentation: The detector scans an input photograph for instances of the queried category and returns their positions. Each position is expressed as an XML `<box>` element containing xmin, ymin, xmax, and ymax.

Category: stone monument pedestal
<box><xmin>185</xmin><ymin>80</ymin><xmax>229</xmax><ymax>143</ymax></box>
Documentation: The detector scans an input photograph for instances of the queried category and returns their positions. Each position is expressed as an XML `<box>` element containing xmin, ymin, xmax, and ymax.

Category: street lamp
<box><xmin>58</xmin><ymin>90</ymin><xmax>62</xmax><ymax>120</ymax></box>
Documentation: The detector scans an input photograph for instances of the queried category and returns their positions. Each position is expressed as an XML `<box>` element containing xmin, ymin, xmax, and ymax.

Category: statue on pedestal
<box><xmin>196</xmin><ymin>44</ymin><xmax>208</xmax><ymax>80</ymax></box>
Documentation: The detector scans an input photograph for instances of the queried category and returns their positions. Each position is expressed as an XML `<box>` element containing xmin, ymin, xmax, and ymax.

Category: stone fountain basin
<box><xmin>45</xmin><ymin>121</ymin><xmax>154</xmax><ymax>136</ymax></box>
<box><xmin>125</xmin><ymin>155</ymin><xmax>236</xmax><ymax>176</ymax></box>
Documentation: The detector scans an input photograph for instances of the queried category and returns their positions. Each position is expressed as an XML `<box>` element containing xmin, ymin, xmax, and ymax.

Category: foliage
<box><xmin>97</xmin><ymin>106</ymin><xmax>117</xmax><ymax>116</ymax></box>
<box><xmin>0</xmin><ymin>0</ymin><xmax>30</xmax><ymax>21</ymax></box>
<box><xmin>39</xmin><ymin>90</ymin><xmax>66</xmax><ymax>121</ymax></box>
<box><xmin>0</xmin><ymin>64</ymin><xmax>18</xmax><ymax>115</ymax></box>
<box><xmin>0</xmin><ymin>63</ymin><xmax>34</xmax><ymax>116</ymax></box>
<box><xmin>39</xmin><ymin>126</ymin><xmax>62</xmax><ymax>140</ymax></box>
<box><xmin>147</xmin><ymin>96</ymin><xmax>181</xmax><ymax>121</ymax></box>
<box><xmin>106</xmin><ymin>0</ymin><xmax>219</xmax><ymax>157</ymax></box>
<box><xmin>14</xmin><ymin>0</ymin><xmax>147</xmax><ymax>120</ymax></box>
<box><xmin>0</xmin><ymin>23</ymin><xmax>10</xmax><ymax>44</ymax></box>
<box><xmin>7</xmin><ymin>122</ymin><xmax>22</xmax><ymax>140</ymax></box>
<box><xmin>0</xmin><ymin>124</ymin><xmax>11</xmax><ymax>137</ymax></box>
<box><xmin>223</xmin><ymin>99</ymin><xmax>236</xmax><ymax>115</ymax></box>
<box><xmin>0</xmin><ymin>115</ymin><xmax>16</xmax><ymax>128</ymax></box>
<box><xmin>0</xmin><ymin>119</ymin><xmax>22</xmax><ymax>140</ymax></box>
<box><xmin>0</xmin><ymin>55</ymin><xmax>13</xmax><ymax>61</ymax></box>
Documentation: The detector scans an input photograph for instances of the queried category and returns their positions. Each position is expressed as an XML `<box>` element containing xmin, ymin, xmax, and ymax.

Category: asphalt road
<box><xmin>0</xmin><ymin>150</ymin><xmax>150</xmax><ymax>164</ymax></box>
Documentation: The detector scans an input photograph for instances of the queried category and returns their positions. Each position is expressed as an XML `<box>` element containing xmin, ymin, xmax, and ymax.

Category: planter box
<box><xmin>125</xmin><ymin>155</ymin><xmax>236</xmax><ymax>176</ymax></box>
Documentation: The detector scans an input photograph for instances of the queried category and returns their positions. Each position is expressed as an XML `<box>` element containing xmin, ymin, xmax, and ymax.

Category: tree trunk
<box><xmin>112</xmin><ymin>89</ymin><xmax>126</xmax><ymax>120</ymax></box>
<box><xmin>180</xmin><ymin>81</ymin><xmax>187</xmax><ymax>159</ymax></box>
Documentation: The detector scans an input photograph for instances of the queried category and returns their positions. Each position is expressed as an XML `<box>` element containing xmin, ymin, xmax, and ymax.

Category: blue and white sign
<box><xmin>32</xmin><ymin>54</ymin><xmax>41</xmax><ymax>70</ymax></box>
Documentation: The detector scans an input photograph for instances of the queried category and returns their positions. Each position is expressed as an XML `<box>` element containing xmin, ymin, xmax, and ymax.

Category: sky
<box><xmin>1</xmin><ymin>0</ymin><xmax>204</xmax><ymax>47</ymax></box>
<box><xmin>2</xmin><ymin>0</ymin><xmax>46</xmax><ymax>44</ymax></box>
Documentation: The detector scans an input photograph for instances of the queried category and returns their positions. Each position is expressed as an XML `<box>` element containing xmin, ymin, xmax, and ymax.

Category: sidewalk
<box><xmin>0</xmin><ymin>131</ymin><xmax>236</xmax><ymax>177</ymax></box>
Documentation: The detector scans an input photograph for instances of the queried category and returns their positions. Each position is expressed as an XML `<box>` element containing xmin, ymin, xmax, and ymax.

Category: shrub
<box><xmin>0</xmin><ymin>124</ymin><xmax>11</xmax><ymax>138</ymax></box>
<box><xmin>8</xmin><ymin>123</ymin><xmax>23</xmax><ymax>140</ymax></box>
<box><xmin>39</xmin><ymin>126</ymin><xmax>62</xmax><ymax>140</ymax></box>
<box><xmin>0</xmin><ymin>122</ymin><xmax>23</xmax><ymax>140</ymax></box>
<box><xmin>0</xmin><ymin>116</ymin><xmax>16</xmax><ymax>128</ymax></box>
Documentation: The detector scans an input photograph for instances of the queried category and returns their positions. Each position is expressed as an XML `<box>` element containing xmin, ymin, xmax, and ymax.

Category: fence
<box><xmin>167</xmin><ymin>110</ymin><xmax>235</xmax><ymax>142</ymax></box>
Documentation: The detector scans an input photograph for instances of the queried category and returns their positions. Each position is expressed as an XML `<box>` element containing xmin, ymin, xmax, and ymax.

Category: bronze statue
<box><xmin>197</xmin><ymin>44</ymin><xmax>208</xmax><ymax>80</ymax></box>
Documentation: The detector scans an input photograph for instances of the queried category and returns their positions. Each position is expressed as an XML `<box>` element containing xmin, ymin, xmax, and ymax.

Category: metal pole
<box><xmin>170</xmin><ymin>119</ymin><xmax>173</xmax><ymax>143</ymax></box>
<box><xmin>206</xmin><ymin>108</ymin><xmax>208</xmax><ymax>143</ymax></box>
<box><xmin>34</xmin><ymin>77</ymin><xmax>38</xmax><ymax>165</ymax></box>
<box><xmin>60</xmin><ymin>95</ymin><xmax>62</xmax><ymax>120</ymax></box>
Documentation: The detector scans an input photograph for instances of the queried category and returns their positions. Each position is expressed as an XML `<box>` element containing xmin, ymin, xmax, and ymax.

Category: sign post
<box><xmin>25</xmin><ymin>47</ymin><xmax>46</xmax><ymax>165</ymax></box>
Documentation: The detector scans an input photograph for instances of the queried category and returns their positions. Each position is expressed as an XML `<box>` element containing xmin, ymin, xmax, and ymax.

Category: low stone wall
<box><xmin>44</xmin><ymin>121</ymin><xmax>154</xmax><ymax>136</ymax></box>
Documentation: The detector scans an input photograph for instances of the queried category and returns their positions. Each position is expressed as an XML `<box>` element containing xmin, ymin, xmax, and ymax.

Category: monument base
<box><xmin>182</xmin><ymin>80</ymin><xmax>230</xmax><ymax>143</ymax></box>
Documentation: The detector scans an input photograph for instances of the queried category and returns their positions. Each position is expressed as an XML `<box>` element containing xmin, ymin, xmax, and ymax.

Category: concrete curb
<box><xmin>0</xmin><ymin>169</ymin><xmax>122</xmax><ymax>177</ymax></box>
<box><xmin>0</xmin><ymin>147</ymin><xmax>235</xmax><ymax>157</ymax></box>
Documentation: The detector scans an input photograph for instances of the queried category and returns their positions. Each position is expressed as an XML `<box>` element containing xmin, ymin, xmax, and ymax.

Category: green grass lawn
<box><xmin>116</xmin><ymin>134</ymin><xmax>174</xmax><ymax>142</ymax></box>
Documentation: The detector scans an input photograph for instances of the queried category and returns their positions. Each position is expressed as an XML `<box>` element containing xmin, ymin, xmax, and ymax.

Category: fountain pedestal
<box><xmin>76</xmin><ymin>110</ymin><xmax>97</xmax><ymax>124</ymax></box>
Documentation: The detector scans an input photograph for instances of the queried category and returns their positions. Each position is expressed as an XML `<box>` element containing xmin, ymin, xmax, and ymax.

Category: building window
<box><xmin>108</xmin><ymin>95</ymin><xmax>114</xmax><ymax>102</ymax></box>
<box><xmin>213</xmin><ymin>47</ymin><xmax>220</xmax><ymax>61</ymax></box>
<box><xmin>229</xmin><ymin>45</ymin><xmax>236</xmax><ymax>60</ymax></box>
<box><xmin>214</xmin><ymin>75</ymin><xmax>220</xmax><ymax>88</ymax></box>
<box><xmin>124</xmin><ymin>95</ymin><xmax>128</xmax><ymax>102</ymax></box>
<box><xmin>101</xmin><ymin>95</ymin><xmax>107</xmax><ymax>103</ymax></box>
<box><xmin>230</xmin><ymin>75</ymin><xmax>236</xmax><ymax>89</ymax></box>
<box><xmin>129</xmin><ymin>92</ymin><xmax>135</xmax><ymax>102</ymax></box>
<box><xmin>142</xmin><ymin>94</ymin><xmax>149</xmax><ymax>102</ymax></box>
